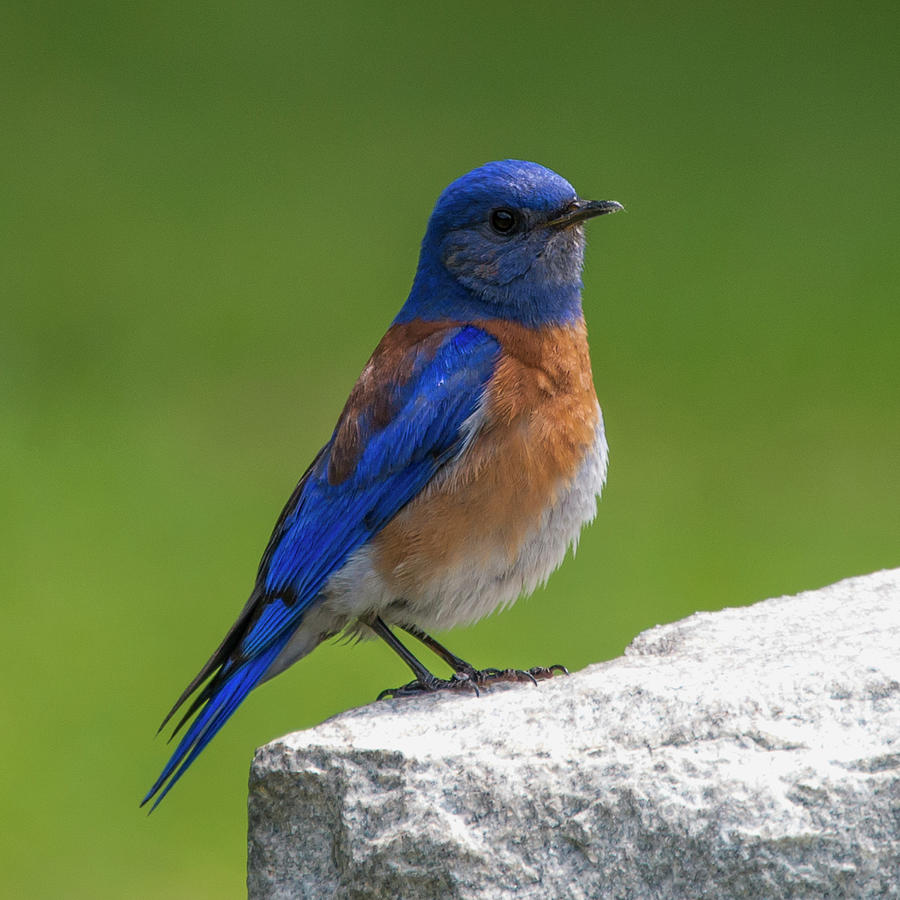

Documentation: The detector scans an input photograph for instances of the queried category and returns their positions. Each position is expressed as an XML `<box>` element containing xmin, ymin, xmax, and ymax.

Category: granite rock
<box><xmin>248</xmin><ymin>569</ymin><xmax>900</xmax><ymax>899</ymax></box>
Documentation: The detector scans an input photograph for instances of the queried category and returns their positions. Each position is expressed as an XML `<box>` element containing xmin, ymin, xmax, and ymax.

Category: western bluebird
<box><xmin>143</xmin><ymin>159</ymin><xmax>622</xmax><ymax>809</ymax></box>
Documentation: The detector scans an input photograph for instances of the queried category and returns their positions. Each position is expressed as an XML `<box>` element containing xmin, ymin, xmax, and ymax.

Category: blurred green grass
<box><xmin>2</xmin><ymin>2</ymin><xmax>898</xmax><ymax>896</ymax></box>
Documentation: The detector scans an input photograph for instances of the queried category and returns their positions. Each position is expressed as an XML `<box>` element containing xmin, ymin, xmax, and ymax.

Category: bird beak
<box><xmin>546</xmin><ymin>199</ymin><xmax>624</xmax><ymax>228</ymax></box>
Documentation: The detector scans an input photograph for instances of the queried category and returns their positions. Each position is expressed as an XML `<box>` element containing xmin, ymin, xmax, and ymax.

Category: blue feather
<box><xmin>142</xmin><ymin>635</ymin><xmax>290</xmax><ymax>811</ymax></box>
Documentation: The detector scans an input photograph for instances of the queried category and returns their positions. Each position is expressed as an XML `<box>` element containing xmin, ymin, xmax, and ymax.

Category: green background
<box><xmin>3</xmin><ymin>2</ymin><xmax>898</xmax><ymax>896</ymax></box>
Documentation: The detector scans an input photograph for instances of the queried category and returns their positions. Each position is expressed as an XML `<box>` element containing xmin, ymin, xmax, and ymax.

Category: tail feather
<box><xmin>166</xmin><ymin>657</ymin><xmax>238</xmax><ymax>744</ymax></box>
<box><xmin>141</xmin><ymin>633</ymin><xmax>290</xmax><ymax>812</ymax></box>
<box><xmin>155</xmin><ymin>590</ymin><xmax>264</xmax><ymax>737</ymax></box>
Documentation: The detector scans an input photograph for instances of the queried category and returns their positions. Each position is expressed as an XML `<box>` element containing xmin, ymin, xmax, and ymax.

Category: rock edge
<box><xmin>248</xmin><ymin>569</ymin><xmax>900</xmax><ymax>899</ymax></box>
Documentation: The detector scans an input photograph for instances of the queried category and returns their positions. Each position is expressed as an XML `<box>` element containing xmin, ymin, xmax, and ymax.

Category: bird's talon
<box><xmin>527</xmin><ymin>664</ymin><xmax>569</xmax><ymax>680</ymax></box>
<box><xmin>452</xmin><ymin>672</ymin><xmax>480</xmax><ymax>697</ymax></box>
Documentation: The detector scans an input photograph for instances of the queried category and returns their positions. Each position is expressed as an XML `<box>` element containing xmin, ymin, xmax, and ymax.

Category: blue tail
<box><xmin>141</xmin><ymin>632</ymin><xmax>291</xmax><ymax>812</ymax></box>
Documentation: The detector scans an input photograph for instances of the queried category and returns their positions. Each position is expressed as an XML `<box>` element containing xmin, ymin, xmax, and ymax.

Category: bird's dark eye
<box><xmin>489</xmin><ymin>208</ymin><xmax>518</xmax><ymax>235</ymax></box>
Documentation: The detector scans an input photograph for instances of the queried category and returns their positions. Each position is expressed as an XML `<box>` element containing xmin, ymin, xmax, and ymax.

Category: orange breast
<box><xmin>371</xmin><ymin>316</ymin><xmax>600</xmax><ymax>596</ymax></box>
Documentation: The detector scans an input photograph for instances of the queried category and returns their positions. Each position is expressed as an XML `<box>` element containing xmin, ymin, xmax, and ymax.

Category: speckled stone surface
<box><xmin>248</xmin><ymin>569</ymin><xmax>900</xmax><ymax>899</ymax></box>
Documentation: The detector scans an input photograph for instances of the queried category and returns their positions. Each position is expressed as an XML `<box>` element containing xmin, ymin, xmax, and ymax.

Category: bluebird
<box><xmin>143</xmin><ymin>160</ymin><xmax>622</xmax><ymax>809</ymax></box>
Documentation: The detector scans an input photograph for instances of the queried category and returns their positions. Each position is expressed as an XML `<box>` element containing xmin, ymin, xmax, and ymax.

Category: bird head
<box><xmin>404</xmin><ymin>160</ymin><xmax>622</xmax><ymax>327</ymax></box>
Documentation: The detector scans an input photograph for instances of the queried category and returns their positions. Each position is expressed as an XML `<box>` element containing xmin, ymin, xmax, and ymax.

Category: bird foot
<box><xmin>376</xmin><ymin>664</ymin><xmax>568</xmax><ymax>701</ymax></box>
<box><xmin>376</xmin><ymin>672</ymin><xmax>480</xmax><ymax>701</ymax></box>
<box><xmin>469</xmin><ymin>664</ymin><xmax>569</xmax><ymax>686</ymax></box>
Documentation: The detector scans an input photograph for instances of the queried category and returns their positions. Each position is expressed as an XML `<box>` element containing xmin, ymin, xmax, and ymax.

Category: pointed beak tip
<box><xmin>592</xmin><ymin>200</ymin><xmax>625</xmax><ymax>216</ymax></box>
<box><xmin>547</xmin><ymin>198</ymin><xmax>625</xmax><ymax>228</ymax></box>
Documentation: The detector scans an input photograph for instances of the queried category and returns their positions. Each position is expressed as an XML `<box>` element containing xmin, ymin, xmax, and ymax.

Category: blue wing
<box><xmin>143</xmin><ymin>324</ymin><xmax>499</xmax><ymax>809</ymax></box>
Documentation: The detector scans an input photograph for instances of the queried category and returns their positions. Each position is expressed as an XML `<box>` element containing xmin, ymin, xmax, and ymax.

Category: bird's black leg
<box><xmin>399</xmin><ymin>623</ymin><xmax>569</xmax><ymax>687</ymax></box>
<box><xmin>364</xmin><ymin>616</ymin><xmax>478</xmax><ymax>700</ymax></box>
<box><xmin>398</xmin><ymin>624</ymin><xmax>478</xmax><ymax>673</ymax></box>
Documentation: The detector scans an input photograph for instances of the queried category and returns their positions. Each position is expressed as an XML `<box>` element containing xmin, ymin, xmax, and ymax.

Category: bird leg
<box><xmin>399</xmin><ymin>623</ymin><xmax>569</xmax><ymax>688</ymax></box>
<box><xmin>364</xmin><ymin>616</ymin><xmax>479</xmax><ymax>700</ymax></box>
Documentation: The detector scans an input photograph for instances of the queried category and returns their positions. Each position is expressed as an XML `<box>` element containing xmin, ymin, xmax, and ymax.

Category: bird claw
<box><xmin>526</xmin><ymin>664</ymin><xmax>569</xmax><ymax>680</ymax></box>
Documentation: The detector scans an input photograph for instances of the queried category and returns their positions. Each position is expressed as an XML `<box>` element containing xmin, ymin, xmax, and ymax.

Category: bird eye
<box><xmin>489</xmin><ymin>208</ymin><xmax>518</xmax><ymax>235</ymax></box>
